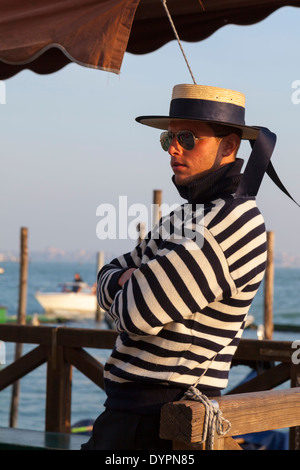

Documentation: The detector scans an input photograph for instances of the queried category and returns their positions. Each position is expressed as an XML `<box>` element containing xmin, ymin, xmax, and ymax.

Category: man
<box><xmin>72</xmin><ymin>273</ymin><xmax>83</xmax><ymax>292</ymax></box>
<box><xmin>82</xmin><ymin>84</ymin><xmax>276</xmax><ymax>450</ymax></box>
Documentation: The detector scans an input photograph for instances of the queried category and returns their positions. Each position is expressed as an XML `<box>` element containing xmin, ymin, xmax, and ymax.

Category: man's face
<box><xmin>167</xmin><ymin>121</ymin><xmax>225</xmax><ymax>186</ymax></box>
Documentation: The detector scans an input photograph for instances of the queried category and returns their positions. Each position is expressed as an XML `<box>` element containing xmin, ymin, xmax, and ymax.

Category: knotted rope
<box><xmin>183</xmin><ymin>386</ymin><xmax>231</xmax><ymax>450</ymax></box>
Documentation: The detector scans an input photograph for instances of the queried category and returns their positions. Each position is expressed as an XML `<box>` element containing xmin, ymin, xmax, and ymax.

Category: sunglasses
<box><xmin>160</xmin><ymin>130</ymin><xmax>225</xmax><ymax>152</ymax></box>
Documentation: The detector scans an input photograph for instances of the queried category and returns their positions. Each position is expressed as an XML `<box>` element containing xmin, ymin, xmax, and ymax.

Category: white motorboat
<box><xmin>35</xmin><ymin>282</ymin><xmax>98</xmax><ymax>318</ymax></box>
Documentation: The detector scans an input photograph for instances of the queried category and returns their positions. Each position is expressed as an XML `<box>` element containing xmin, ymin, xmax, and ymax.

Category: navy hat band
<box><xmin>169</xmin><ymin>98</ymin><xmax>245</xmax><ymax>126</ymax></box>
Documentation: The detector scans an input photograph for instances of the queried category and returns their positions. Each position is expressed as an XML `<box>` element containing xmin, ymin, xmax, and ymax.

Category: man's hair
<box><xmin>208</xmin><ymin>123</ymin><xmax>243</xmax><ymax>139</ymax></box>
<box><xmin>208</xmin><ymin>123</ymin><xmax>242</xmax><ymax>157</ymax></box>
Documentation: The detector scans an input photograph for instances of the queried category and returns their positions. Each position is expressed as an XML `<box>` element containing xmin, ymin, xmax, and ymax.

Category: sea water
<box><xmin>0</xmin><ymin>261</ymin><xmax>300</xmax><ymax>433</ymax></box>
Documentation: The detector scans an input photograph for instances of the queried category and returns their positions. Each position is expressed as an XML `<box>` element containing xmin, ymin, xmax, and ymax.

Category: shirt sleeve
<box><xmin>97</xmin><ymin>233</ymin><xmax>153</xmax><ymax>311</ymax></box>
<box><xmin>106</xmin><ymin>228</ymin><xmax>237</xmax><ymax>336</ymax></box>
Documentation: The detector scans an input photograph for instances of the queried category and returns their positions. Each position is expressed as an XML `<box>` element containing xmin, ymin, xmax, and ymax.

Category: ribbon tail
<box><xmin>236</xmin><ymin>126</ymin><xmax>299</xmax><ymax>207</ymax></box>
<box><xmin>266</xmin><ymin>160</ymin><xmax>300</xmax><ymax>208</ymax></box>
<box><xmin>235</xmin><ymin>127</ymin><xmax>276</xmax><ymax>199</ymax></box>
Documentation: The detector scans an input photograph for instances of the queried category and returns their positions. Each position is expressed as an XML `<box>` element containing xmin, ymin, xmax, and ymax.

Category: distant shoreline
<box><xmin>1</xmin><ymin>251</ymin><xmax>300</xmax><ymax>269</ymax></box>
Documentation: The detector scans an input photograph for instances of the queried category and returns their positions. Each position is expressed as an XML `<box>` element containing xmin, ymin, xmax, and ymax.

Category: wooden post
<box><xmin>137</xmin><ymin>222</ymin><xmax>146</xmax><ymax>243</ymax></box>
<box><xmin>152</xmin><ymin>190</ymin><xmax>162</xmax><ymax>227</ymax></box>
<box><xmin>95</xmin><ymin>251</ymin><xmax>104</xmax><ymax>322</ymax></box>
<box><xmin>45</xmin><ymin>329</ymin><xmax>72</xmax><ymax>433</ymax></box>
<box><xmin>17</xmin><ymin>227</ymin><xmax>28</xmax><ymax>325</ymax></box>
<box><xmin>290</xmin><ymin>363</ymin><xmax>300</xmax><ymax>449</ymax></box>
<box><xmin>10</xmin><ymin>227</ymin><xmax>29</xmax><ymax>427</ymax></box>
<box><xmin>264</xmin><ymin>231</ymin><xmax>274</xmax><ymax>340</ymax></box>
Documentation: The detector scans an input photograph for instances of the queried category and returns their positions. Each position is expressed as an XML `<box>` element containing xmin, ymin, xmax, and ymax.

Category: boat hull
<box><xmin>35</xmin><ymin>291</ymin><xmax>97</xmax><ymax>317</ymax></box>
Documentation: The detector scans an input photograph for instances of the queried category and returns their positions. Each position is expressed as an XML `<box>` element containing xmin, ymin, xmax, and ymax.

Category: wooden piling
<box><xmin>152</xmin><ymin>189</ymin><xmax>162</xmax><ymax>227</ymax></box>
<box><xmin>95</xmin><ymin>251</ymin><xmax>104</xmax><ymax>322</ymax></box>
<box><xmin>264</xmin><ymin>231</ymin><xmax>274</xmax><ymax>340</ymax></box>
<box><xmin>10</xmin><ymin>227</ymin><xmax>28</xmax><ymax>427</ymax></box>
<box><xmin>137</xmin><ymin>222</ymin><xmax>146</xmax><ymax>243</ymax></box>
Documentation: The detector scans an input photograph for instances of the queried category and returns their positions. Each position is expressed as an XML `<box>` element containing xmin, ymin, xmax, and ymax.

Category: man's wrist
<box><xmin>118</xmin><ymin>268</ymin><xmax>136</xmax><ymax>287</ymax></box>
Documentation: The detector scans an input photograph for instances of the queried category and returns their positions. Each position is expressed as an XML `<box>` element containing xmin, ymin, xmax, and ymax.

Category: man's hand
<box><xmin>118</xmin><ymin>268</ymin><xmax>136</xmax><ymax>287</ymax></box>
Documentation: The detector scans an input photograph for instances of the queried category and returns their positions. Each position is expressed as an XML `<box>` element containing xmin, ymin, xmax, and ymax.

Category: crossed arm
<box><xmin>97</xmin><ymin>229</ymin><xmax>237</xmax><ymax>337</ymax></box>
<box><xmin>118</xmin><ymin>267</ymin><xmax>136</xmax><ymax>287</ymax></box>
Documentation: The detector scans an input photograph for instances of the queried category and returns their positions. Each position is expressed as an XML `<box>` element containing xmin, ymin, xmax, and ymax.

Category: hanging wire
<box><xmin>160</xmin><ymin>0</ymin><xmax>197</xmax><ymax>84</ymax></box>
<box><xmin>199</xmin><ymin>0</ymin><xmax>205</xmax><ymax>12</ymax></box>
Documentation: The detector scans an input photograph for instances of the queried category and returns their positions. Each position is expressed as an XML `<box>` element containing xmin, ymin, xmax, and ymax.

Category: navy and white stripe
<box><xmin>98</xmin><ymin>196</ymin><xmax>266</xmax><ymax>392</ymax></box>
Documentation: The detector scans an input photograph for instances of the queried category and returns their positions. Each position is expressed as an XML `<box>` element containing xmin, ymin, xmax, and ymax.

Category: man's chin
<box><xmin>175</xmin><ymin>169</ymin><xmax>214</xmax><ymax>186</ymax></box>
<box><xmin>174</xmin><ymin>174</ymin><xmax>200</xmax><ymax>186</ymax></box>
<box><xmin>173</xmin><ymin>171</ymin><xmax>194</xmax><ymax>186</ymax></box>
<box><xmin>174</xmin><ymin>176</ymin><xmax>189</xmax><ymax>186</ymax></box>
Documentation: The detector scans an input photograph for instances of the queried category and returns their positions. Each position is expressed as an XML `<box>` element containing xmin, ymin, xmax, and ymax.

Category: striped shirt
<box><xmin>97</xmin><ymin>160</ymin><xmax>267</xmax><ymax>412</ymax></box>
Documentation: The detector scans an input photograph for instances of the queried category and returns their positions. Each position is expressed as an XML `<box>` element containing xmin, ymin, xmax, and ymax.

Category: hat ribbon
<box><xmin>235</xmin><ymin>127</ymin><xmax>300</xmax><ymax>207</ymax></box>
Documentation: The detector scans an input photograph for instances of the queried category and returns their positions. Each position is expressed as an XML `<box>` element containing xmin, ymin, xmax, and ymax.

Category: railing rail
<box><xmin>160</xmin><ymin>387</ymin><xmax>300</xmax><ymax>450</ymax></box>
<box><xmin>0</xmin><ymin>324</ymin><xmax>117</xmax><ymax>433</ymax></box>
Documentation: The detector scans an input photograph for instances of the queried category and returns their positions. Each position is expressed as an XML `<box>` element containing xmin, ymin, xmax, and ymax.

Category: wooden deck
<box><xmin>0</xmin><ymin>427</ymin><xmax>83</xmax><ymax>450</ymax></box>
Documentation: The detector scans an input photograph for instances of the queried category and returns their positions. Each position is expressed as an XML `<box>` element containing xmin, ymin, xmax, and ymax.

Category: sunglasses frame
<box><xmin>160</xmin><ymin>130</ymin><xmax>227</xmax><ymax>152</ymax></box>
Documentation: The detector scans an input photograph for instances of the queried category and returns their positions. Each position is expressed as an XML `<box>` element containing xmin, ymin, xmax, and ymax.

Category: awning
<box><xmin>1</xmin><ymin>0</ymin><xmax>300</xmax><ymax>79</ymax></box>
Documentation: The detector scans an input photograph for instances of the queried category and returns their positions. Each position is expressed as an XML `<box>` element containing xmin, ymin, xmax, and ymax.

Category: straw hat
<box><xmin>136</xmin><ymin>84</ymin><xmax>300</xmax><ymax>207</ymax></box>
<box><xmin>136</xmin><ymin>84</ymin><xmax>259</xmax><ymax>140</ymax></box>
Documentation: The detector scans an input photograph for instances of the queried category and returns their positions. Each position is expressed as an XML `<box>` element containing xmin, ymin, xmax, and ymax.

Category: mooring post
<box><xmin>95</xmin><ymin>251</ymin><xmax>105</xmax><ymax>322</ymax></box>
<box><xmin>9</xmin><ymin>227</ymin><xmax>29</xmax><ymax>427</ymax></box>
<box><xmin>152</xmin><ymin>189</ymin><xmax>162</xmax><ymax>227</ymax></box>
<box><xmin>264</xmin><ymin>231</ymin><xmax>274</xmax><ymax>340</ymax></box>
<box><xmin>137</xmin><ymin>222</ymin><xmax>146</xmax><ymax>243</ymax></box>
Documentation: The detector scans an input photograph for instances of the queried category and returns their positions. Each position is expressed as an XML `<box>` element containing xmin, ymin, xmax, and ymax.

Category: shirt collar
<box><xmin>173</xmin><ymin>158</ymin><xmax>244</xmax><ymax>204</ymax></box>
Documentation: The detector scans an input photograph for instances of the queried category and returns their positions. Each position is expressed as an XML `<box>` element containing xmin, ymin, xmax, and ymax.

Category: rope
<box><xmin>160</xmin><ymin>0</ymin><xmax>197</xmax><ymax>84</ymax></box>
<box><xmin>183</xmin><ymin>386</ymin><xmax>231</xmax><ymax>450</ymax></box>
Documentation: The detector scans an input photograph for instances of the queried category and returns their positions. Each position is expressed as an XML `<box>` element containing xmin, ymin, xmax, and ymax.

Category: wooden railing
<box><xmin>161</xmin><ymin>387</ymin><xmax>300</xmax><ymax>450</ymax></box>
<box><xmin>1</xmin><ymin>324</ymin><xmax>300</xmax><ymax>449</ymax></box>
<box><xmin>0</xmin><ymin>324</ymin><xmax>117</xmax><ymax>433</ymax></box>
<box><xmin>161</xmin><ymin>338</ymin><xmax>300</xmax><ymax>450</ymax></box>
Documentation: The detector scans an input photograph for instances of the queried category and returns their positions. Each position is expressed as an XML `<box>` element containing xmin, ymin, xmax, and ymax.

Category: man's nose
<box><xmin>168</xmin><ymin>136</ymin><xmax>181</xmax><ymax>155</ymax></box>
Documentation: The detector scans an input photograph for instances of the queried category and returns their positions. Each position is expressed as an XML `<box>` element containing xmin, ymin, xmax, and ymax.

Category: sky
<box><xmin>1</xmin><ymin>6</ymin><xmax>300</xmax><ymax>260</ymax></box>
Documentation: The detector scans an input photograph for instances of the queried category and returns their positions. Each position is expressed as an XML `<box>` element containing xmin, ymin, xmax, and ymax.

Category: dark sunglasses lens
<box><xmin>160</xmin><ymin>131</ymin><xmax>196</xmax><ymax>151</ymax></box>
<box><xmin>177</xmin><ymin>131</ymin><xmax>195</xmax><ymax>150</ymax></box>
<box><xmin>160</xmin><ymin>132</ymin><xmax>171</xmax><ymax>151</ymax></box>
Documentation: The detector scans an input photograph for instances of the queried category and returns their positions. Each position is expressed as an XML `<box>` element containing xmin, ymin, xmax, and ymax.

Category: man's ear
<box><xmin>222</xmin><ymin>133</ymin><xmax>241</xmax><ymax>157</ymax></box>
